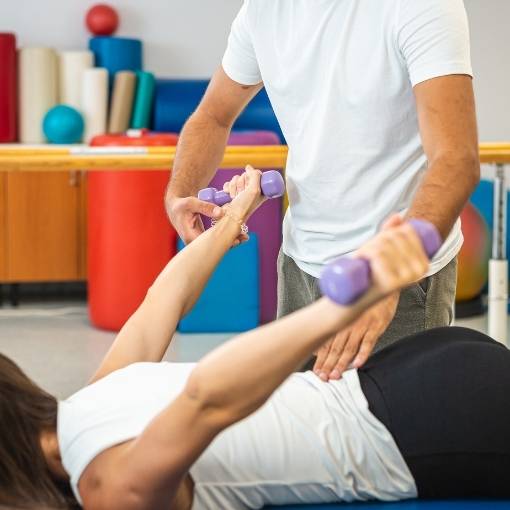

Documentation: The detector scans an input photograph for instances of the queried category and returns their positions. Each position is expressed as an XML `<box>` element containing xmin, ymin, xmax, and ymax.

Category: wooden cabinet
<box><xmin>0</xmin><ymin>173</ymin><xmax>6</xmax><ymax>281</ymax></box>
<box><xmin>0</xmin><ymin>171</ymin><xmax>87</xmax><ymax>283</ymax></box>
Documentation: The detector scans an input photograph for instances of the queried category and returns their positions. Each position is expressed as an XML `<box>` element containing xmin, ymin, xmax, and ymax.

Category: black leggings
<box><xmin>358</xmin><ymin>327</ymin><xmax>510</xmax><ymax>499</ymax></box>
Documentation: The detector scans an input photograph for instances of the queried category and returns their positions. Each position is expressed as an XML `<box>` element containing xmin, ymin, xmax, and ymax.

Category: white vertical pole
<box><xmin>488</xmin><ymin>164</ymin><xmax>508</xmax><ymax>346</ymax></box>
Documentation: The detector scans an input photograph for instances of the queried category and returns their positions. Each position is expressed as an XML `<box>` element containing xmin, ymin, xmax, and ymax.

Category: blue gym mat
<box><xmin>266</xmin><ymin>501</ymin><xmax>510</xmax><ymax>509</ymax></box>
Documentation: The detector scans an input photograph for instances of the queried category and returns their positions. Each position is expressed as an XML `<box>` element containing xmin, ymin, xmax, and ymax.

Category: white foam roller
<box><xmin>18</xmin><ymin>47</ymin><xmax>58</xmax><ymax>143</ymax></box>
<box><xmin>58</xmin><ymin>50</ymin><xmax>94</xmax><ymax>110</ymax></box>
<box><xmin>82</xmin><ymin>68</ymin><xmax>108</xmax><ymax>143</ymax></box>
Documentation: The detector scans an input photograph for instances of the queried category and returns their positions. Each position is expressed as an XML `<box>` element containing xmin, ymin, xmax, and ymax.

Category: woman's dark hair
<box><xmin>0</xmin><ymin>353</ymin><xmax>77</xmax><ymax>509</ymax></box>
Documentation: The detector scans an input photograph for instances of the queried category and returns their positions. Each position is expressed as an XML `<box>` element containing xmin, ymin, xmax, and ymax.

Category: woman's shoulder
<box><xmin>65</xmin><ymin>361</ymin><xmax>195</xmax><ymax>402</ymax></box>
<box><xmin>57</xmin><ymin>361</ymin><xmax>197</xmax><ymax>504</ymax></box>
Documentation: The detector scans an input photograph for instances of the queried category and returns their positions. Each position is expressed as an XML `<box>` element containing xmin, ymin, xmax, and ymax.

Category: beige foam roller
<box><xmin>82</xmin><ymin>68</ymin><xmax>108</xmax><ymax>143</ymax></box>
<box><xmin>108</xmin><ymin>71</ymin><xmax>136</xmax><ymax>134</ymax></box>
<box><xmin>18</xmin><ymin>47</ymin><xmax>58</xmax><ymax>143</ymax></box>
<box><xmin>58</xmin><ymin>50</ymin><xmax>94</xmax><ymax>110</ymax></box>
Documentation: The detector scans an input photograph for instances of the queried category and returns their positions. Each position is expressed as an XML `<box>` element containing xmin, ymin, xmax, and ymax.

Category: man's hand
<box><xmin>167</xmin><ymin>196</ymin><xmax>222</xmax><ymax>245</ymax></box>
<box><xmin>313</xmin><ymin>292</ymin><xmax>399</xmax><ymax>381</ymax></box>
<box><xmin>313</xmin><ymin>214</ymin><xmax>422</xmax><ymax>381</ymax></box>
<box><xmin>165</xmin><ymin>67</ymin><xmax>263</xmax><ymax>245</ymax></box>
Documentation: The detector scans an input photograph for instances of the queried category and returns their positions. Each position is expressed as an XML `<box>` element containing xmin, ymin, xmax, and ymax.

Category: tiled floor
<box><xmin>0</xmin><ymin>301</ymin><xmax>503</xmax><ymax>399</ymax></box>
<box><xmin>0</xmin><ymin>302</ymin><xmax>231</xmax><ymax>399</ymax></box>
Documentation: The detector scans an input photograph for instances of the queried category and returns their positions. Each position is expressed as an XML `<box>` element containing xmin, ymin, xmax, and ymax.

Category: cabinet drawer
<box><xmin>4</xmin><ymin>171</ymin><xmax>85</xmax><ymax>282</ymax></box>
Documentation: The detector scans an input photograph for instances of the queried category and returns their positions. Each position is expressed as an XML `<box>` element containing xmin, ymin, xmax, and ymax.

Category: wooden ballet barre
<box><xmin>479</xmin><ymin>142</ymin><xmax>510</xmax><ymax>151</ymax></box>
<box><xmin>1</xmin><ymin>143</ymin><xmax>510</xmax><ymax>171</ymax></box>
<box><xmin>0</xmin><ymin>145</ymin><xmax>290</xmax><ymax>171</ymax></box>
<box><xmin>480</xmin><ymin>150</ymin><xmax>510</xmax><ymax>164</ymax></box>
<box><xmin>479</xmin><ymin>142</ymin><xmax>510</xmax><ymax>164</ymax></box>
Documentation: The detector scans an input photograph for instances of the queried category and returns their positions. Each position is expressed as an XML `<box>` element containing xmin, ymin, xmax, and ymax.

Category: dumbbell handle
<box><xmin>319</xmin><ymin>219</ymin><xmax>442</xmax><ymax>306</ymax></box>
<box><xmin>198</xmin><ymin>170</ymin><xmax>285</xmax><ymax>206</ymax></box>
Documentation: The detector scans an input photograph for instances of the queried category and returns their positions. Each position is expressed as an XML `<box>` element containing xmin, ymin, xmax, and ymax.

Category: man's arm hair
<box><xmin>408</xmin><ymin>74</ymin><xmax>480</xmax><ymax>239</ymax></box>
<box><xmin>166</xmin><ymin>67</ymin><xmax>262</xmax><ymax>203</ymax></box>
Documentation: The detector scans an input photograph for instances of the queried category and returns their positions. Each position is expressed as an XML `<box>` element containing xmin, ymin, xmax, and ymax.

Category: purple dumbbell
<box><xmin>319</xmin><ymin>219</ymin><xmax>442</xmax><ymax>306</ymax></box>
<box><xmin>198</xmin><ymin>170</ymin><xmax>285</xmax><ymax>206</ymax></box>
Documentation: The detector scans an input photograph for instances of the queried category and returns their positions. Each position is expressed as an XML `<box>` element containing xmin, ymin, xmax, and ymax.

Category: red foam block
<box><xmin>0</xmin><ymin>33</ymin><xmax>17</xmax><ymax>142</ymax></box>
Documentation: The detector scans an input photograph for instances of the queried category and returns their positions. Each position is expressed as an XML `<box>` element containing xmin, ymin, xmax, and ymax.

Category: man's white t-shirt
<box><xmin>222</xmin><ymin>0</ymin><xmax>473</xmax><ymax>277</ymax></box>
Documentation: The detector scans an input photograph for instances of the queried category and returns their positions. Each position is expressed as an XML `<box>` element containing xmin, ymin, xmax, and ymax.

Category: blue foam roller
<box><xmin>177</xmin><ymin>234</ymin><xmax>259</xmax><ymax>333</ymax></box>
<box><xmin>89</xmin><ymin>37</ymin><xmax>143</xmax><ymax>84</ymax></box>
<box><xmin>153</xmin><ymin>79</ymin><xmax>285</xmax><ymax>141</ymax></box>
<box><xmin>266</xmin><ymin>501</ymin><xmax>510</xmax><ymax>509</ymax></box>
<box><xmin>469</xmin><ymin>179</ymin><xmax>508</xmax><ymax>248</ymax></box>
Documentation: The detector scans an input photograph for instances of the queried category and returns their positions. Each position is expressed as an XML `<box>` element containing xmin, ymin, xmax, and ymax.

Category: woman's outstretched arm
<box><xmin>92</xmin><ymin>216</ymin><xmax>429</xmax><ymax>510</ymax></box>
<box><xmin>90</xmin><ymin>168</ymin><xmax>265</xmax><ymax>383</ymax></box>
<box><xmin>185</xmin><ymin>216</ymin><xmax>429</xmax><ymax>425</ymax></box>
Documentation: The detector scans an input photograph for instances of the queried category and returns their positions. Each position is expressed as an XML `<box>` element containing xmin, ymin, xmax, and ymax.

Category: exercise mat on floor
<box><xmin>266</xmin><ymin>500</ymin><xmax>510</xmax><ymax>509</ymax></box>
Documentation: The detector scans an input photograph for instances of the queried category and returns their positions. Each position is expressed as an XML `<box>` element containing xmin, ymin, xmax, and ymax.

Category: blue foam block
<box><xmin>153</xmin><ymin>79</ymin><xmax>285</xmax><ymax>141</ymax></box>
<box><xmin>177</xmin><ymin>234</ymin><xmax>259</xmax><ymax>333</ymax></box>
<box><xmin>469</xmin><ymin>179</ymin><xmax>507</xmax><ymax>245</ymax></box>
<box><xmin>470</xmin><ymin>178</ymin><xmax>510</xmax><ymax>285</ymax></box>
<box><xmin>266</xmin><ymin>501</ymin><xmax>510</xmax><ymax>509</ymax></box>
<box><xmin>89</xmin><ymin>37</ymin><xmax>143</xmax><ymax>83</ymax></box>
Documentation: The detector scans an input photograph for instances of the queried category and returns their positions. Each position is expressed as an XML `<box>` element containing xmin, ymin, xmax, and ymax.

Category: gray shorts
<box><xmin>277</xmin><ymin>250</ymin><xmax>457</xmax><ymax>356</ymax></box>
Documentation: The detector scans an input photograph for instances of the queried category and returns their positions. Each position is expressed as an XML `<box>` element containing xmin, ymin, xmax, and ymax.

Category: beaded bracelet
<box><xmin>211</xmin><ymin>211</ymin><xmax>249</xmax><ymax>235</ymax></box>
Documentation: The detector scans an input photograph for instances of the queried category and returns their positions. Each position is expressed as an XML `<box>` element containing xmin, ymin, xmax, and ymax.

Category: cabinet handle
<box><xmin>69</xmin><ymin>171</ymin><xmax>78</xmax><ymax>187</ymax></box>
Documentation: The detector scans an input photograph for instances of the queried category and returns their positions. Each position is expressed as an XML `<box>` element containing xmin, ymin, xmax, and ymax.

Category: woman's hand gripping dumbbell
<box><xmin>320</xmin><ymin>218</ymin><xmax>441</xmax><ymax>307</ymax></box>
<box><xmin>198</xmin><ymin>166</ymin><xmax>285</xmax><ymax>245</ymax></box>
<box><xmin>198</xmin><ymin>168</ymin><xmax>285</xmax><ymax>207</ymax></box>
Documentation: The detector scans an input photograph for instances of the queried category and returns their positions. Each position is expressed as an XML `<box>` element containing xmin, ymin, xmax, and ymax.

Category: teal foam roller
<box><xmin>131</xmin><ymin>71</ymin><xmax>155</xmax><ymax>129</ymax></box>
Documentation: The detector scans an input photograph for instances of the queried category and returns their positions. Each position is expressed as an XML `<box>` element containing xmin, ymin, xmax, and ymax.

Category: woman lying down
<box><xmin>2</xmin><ymin>167</ymin><xmax>510</xmax><ymax>510</ymax></box>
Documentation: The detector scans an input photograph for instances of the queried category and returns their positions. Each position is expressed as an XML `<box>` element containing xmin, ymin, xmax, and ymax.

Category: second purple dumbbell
<box><xmin>319</xmin><ymin>219</ymin><xmax>443</xmax><ymax>306</ymax></box>
<box><xmin>198</xmin><ymin>170</ymin><xmax>285</xmax><ymax>206</ymax></box>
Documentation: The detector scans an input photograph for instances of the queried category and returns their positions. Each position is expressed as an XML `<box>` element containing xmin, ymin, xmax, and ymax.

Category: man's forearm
<box><xmin>166</xmin><ymin>110</ymin><xmax>231</xmax><ymax>201</ymax></box>
<box><xmin>164</xmin><ymin>69</ymin><xmax>263</xmax><ymax>243</ymax></box>
<box><xmin>407</xmin><ymin>153</ymin><xmax>480</xmax><ymax>240</ymax></box>
<box><xmin>410</xmin><ymin>75</ymin><xmax>480</xmax><ymax>240</ymax></box>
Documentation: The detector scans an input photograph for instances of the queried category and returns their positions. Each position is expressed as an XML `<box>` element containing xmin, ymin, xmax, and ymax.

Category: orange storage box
<box><xmin>88</xmin><ymin>131</ymin><xmax>178</xmax><ymax>331</ymax></box>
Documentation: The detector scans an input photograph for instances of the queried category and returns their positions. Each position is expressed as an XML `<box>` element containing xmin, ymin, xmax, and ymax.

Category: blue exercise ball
<box><xmin>43</xmin><ymin>105</ymin><xmax>84</xmax><ymax>144</ymax></box>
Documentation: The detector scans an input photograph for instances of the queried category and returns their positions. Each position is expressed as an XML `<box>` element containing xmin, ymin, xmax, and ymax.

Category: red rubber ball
<box><xmin>86</xmin><ymin>4</ymin><xmax>119</xmax><ymax>36</ymax></box>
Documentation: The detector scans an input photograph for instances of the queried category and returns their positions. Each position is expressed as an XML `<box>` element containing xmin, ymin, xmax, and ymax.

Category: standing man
<box><xmin>166</xmin><ymin>0</ymin><xmax>480</xmax><ymax>380</ymax></box>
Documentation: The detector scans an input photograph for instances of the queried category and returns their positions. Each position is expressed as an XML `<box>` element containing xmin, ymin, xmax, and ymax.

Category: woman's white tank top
<box><xmin>58</xmin><ymin>362</ymin><xmax>417</xmax><ymax>509</ymax></box>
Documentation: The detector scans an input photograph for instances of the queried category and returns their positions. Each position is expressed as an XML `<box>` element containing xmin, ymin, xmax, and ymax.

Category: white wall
<box><xmin>0</xmin><ymin>0</ymin><xmax>508</xmax><ymax>141</ymax></box>
<box><xmin>465</xmin><ymin>0</ymin><xmax>510</xmax><ymax>142</ymax></box>
<box><xmin>0</xmin><ymin>0</ymin><xmax>241</xmax><ymax>78</ymax></box>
